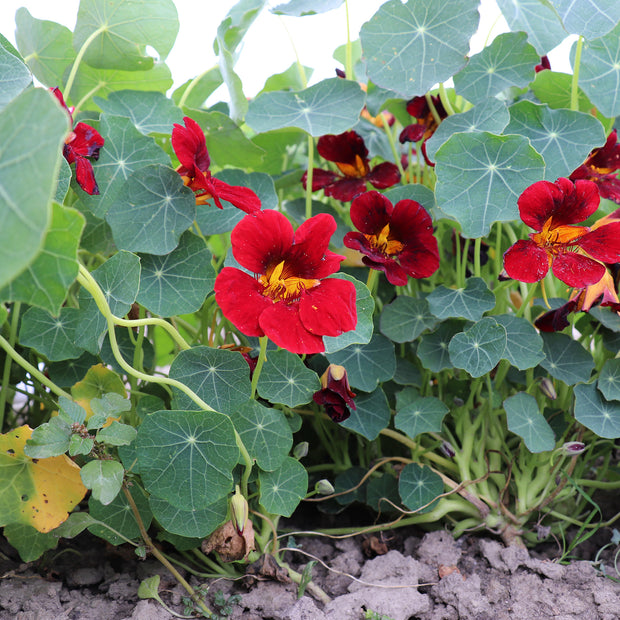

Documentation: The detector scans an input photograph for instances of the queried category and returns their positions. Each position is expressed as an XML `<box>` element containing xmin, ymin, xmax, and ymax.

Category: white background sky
<box><xmin>0</xmin><ymin>0</ymin><xmax>573</xmax><ymax>98</ymax></box>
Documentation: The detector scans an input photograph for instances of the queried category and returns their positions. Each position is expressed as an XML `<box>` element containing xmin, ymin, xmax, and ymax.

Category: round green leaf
<box><xmin>148</xmin><ymin>495</ymin><xmax>227</xmax><ymax>538</ymax></box>
<box><xmin>503</xmin><ymin>392</ymin><xmax>555</xmax><ymax>453</ymax></box>
<box><xmin>417</xmin><ymin>319</ymin><xmax>466</xmax><ymax>372</ymax></box>
<box><xmin>169</xmin><ymin>346</ymin><xmax>252</xmax><ymax>415</ymax></box>
<box><xmin>435</xmin><ymin>132</ymin><xmax>545</xmax><ymax>238</ymax></box>
<box><xmin>106</xmin><ymin>164</ymin><xmax>196</xmax><ymax>255</ymax></box>
<box><xmin>136</xmin><ymin>410</ymin><xmax>239</xmax><ymax>510</ymax></box>
<box><xmin>245</xmin><ymin>78</ymin><xmax>365</xmax><ymax>136</ymax></box>
<box><xmin>230</xmin><ymin>400</ymin><xmax>293</xmax><ymax>472</ymax></box>
<box><xmin>574</xmin><ymin>382</ymin><xmax>620</xmax><ymax>439</ymax></box>
<box><xmin>550</xmin><ymin>0</ymin><xmax>620</xmax><ymax>39</ymax></box>
<box><xmin>427</xmin><ymin>277</ymin><xmax>496</xmax><ymax>321</ymax></box>
<box><xmin>340</xmin><ymin>387</ymin><xmax>391</xmax><ymax>441</ymax></box>
<box><xmin>259</xmin><ymin>456</ymin><xmax>308</xmax><ymax>517</ymax></box>
<box><xmin>449</xmin><ymin>318</ymin><xmax>507</xmax><ymax>378</ymax></box>
<box><xmin>395</xmin><ymin>395</ymin><xmax>449</xmax><ymax>439</ymax></box>
<box><xmin>398</xmin><ymin>463</ymin><xmax>443</xmax><ymax>514</ymax></box>
<box><xmin>361</xmin><ymin>0</ymin><xmax>479</xmax><ymax>97</ymax></box>
<box><xmin>80</xmin><ymin>460</ymin><xmax>124</xmax><ymax>505</ymax></box>
<box><xmin>598</xmin><ymin>359</ymin><xmax>620</xmax><ymax>401</ymax></box>
<box><xmin>494</xmin><ymin>314</ymin><xmax>545</xmax><ymax>371</ymax></box>
<box><xmin>380</xmin><ymin>296</ymin><xmax>437</xmax><ymax>343</ymax></box>
<box><xmin>137</xmin><ymin>231</ymin><xmax>215</xmax><ymax>317</ymax></box>
<box><xmin>256</xmin><ymin>350</ymin><xmax>320</xmax><ymax>407</ymax></box>
<box><xmin>540</xmin><ymin>332</ymin><xmax>595</xmax><ymax>386</ymax></box>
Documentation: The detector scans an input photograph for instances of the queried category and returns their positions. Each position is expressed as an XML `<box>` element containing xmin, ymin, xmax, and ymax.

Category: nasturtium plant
<box><xmin>2</xmin><ymin>0</ymin><xmax>620</xmax><ymax>611</ymax></box>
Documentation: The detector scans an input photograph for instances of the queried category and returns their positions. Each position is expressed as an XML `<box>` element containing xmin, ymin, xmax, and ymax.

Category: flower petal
<box><xmin>298</xmin><ymin>278</ymin><xmax>357</xmax><ymax>337</ymax></box>
<box><xmin>503</xmin><ymin>239</ymin><xmax>549</xmax><ymax>282</ymax></box>
<box><xmin>366</xmin><ymin>162</ymin><xmax>401</xmax><ymax>189</ymax></box>
<box><xmin>259</xmin><ymin>302</ymin><xmax>325</xmax><ymax>354</ymax></box>
<box><xmin>349</xmin><ymin>191</ymin><xmax>392</xmax><ymax>234</ymax></box>
<box><xmin>70</xmin><ymin>123</ymin><xmax>104</xmax><ymax>158</ymax></box>
<box><xmin>73</xmin><ymin>156</ymin><xmax>100</xmax><ymax>195</ymax></box>
<box><xmin>210</xmin><ymin>178</ymin><xmax>261</xmax><ymax>213</ymax></box>
<box><xmin>363</xmin><ymin>256</ymin><xmax>410</xmax><ymax>286</ymax></box>
<box><xmin>301</xmin><ymin>168</ymin><xmax>339</xmax><ymax>191</ymax></box>
<box><xmin>317</xmin><ymin>131</ymin><xmax>368</xmax><ymax>165</ymax></box>
<box><xmin>172</xmin><ymin>117</ymin><xmax>210</xmax><ymax>176</ymax></box>
<box><xmin>577</xmin><ymin>221</ymin><xmax>620</xmax><ymax>263</ymax></box>
<box><xmin>214</xmin><ymin>268</ymin><xmax>271</xmax><ymax>337</ymax></box>
<box><xmin>324</xmin><ymin>178</ymin><xmax>367</xmax><ymax>201</ymax></box>
<box><xmin>231</xmin><ymin>210</ymin><xmax>294</xmax><ymax>274</ymax></box>
<box><xmin>551</xmin><ymin>252</ymin><xmax>606</xmax><ymax>287</ymax></box>
<box><xmin>399</xmin><ymin>123</ymin><xmax>426</xmax><ymax>144</ymax></box>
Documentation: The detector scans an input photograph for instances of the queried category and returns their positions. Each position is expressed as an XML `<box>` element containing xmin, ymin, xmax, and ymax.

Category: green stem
<box><xmin>344</xmin><ymin>0</ymin><xmax>353</xmax><ymax>80</ymax></box>
<box><xmin>305</xmin><ymin>135</ymin><xmax>314</xmax><ymax>220</ymax></box>
<box><xmin>425</xmin><ymin>92</ymin><xmax>442</xmax><ymax>126</ymax></box>
<box><xmin>64</xmin><ymin>25</ymin><xmax>107</xmax><ymax>101</ymax></box>
<box><xmin>474</xmin><ymin>237</ymin><xmax>482</xmax><ymax>278</ymax></box>
<box><xmin>380</xmin><ymin>112</ymin><xmax>404</xmax><ymax>177</ymax></box>
<box><xmin>515</xmin><ymin>282</ymin><xmax>539</xmax><ymax>318</ymax></box>
<box><xmin>178</xmin><ymin>65</ymin><xmax>218</xmax><ymax>109</ymax></box>
<box><xmin>0</xmin><ymin>303</ymin><xmax>21</xmax><ymax>429</ymax></box>
<box><xmin>570</xmin><ymin>36</ymin><xmax>584</xmax><ymax>112</ymax></box>
<box><xmin>74</xmin><ymin>84</ymin><xmax>105</xmax><ymax>114</ymax></box>
<box><xmin>438</xmin><ymin>83</ymin><xmax>455</xmax><ymax>116</ymax></box>
<box><xmin>236</xmin><ymin>429</ymin><xmax>254</xmax><ymax>497</ymax></box>
<box><xmin>250</xmin><ymin>335</ymin><xmax>268</xmax><ymax>399</ymax></box>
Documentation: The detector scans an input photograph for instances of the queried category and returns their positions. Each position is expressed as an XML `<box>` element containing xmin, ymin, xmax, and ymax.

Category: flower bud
<box><xmin>293</xmin><ymin>441</ymin><xmax>309</xmax><ymax>460</ymax></box>
<box><xmin>539</xmin><ymin>378</ymin><xmax>557</xmax><ymax>400</ymax></box>
<box><xmin>559</xmin><ymin>441</ymin><xmax>586</xmax><ymax>456</ymax></box>
<box><xmin>313</xmin><ymin>364</ymin><xmax>356</xmax><ymax>423</ymax></box>
<box><xmin>440</xmin><ymin>441</ymin><xmax>456</xmax><ymax>458</ymax></box>
<box><xmin>315</xmin><ymin>479</ymin><xmax>335</xmax><ymax>495</ymax></box>
<box><xmin>230</xmin><ymin>485</ymin><xmax>249</xmax><ymax>535</ymax></box>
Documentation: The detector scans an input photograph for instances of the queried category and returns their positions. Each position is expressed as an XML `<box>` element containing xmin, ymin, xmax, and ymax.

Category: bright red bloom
<box><xmin>214</xmin><ymin>210</ymin><xmax>357</xmax><ymax>354</ymax></box>
<box><xmin>570</xmin><ymin>130</ymin><xmax>620</xmax><ymax>204</ymax></box>
<box><xmin>399</xmin><ymin>95</ymin><xmax>447</xmax><ymax>166</ymax></box>
<box><xmin>51</xmin><ymin>87</ymin><xmax>104</xmax><ymax>195</ymax></box>
<box><xmin>313</xmin><ymin>364</ymin><xmax>356</xmax><ymax>423</ymax></box>
<box><xmin>302</xmin><ymin>131</ymin><xmax>400</xmax><ymax>202</ymax></box>
<box><xmin>343</xmin><ymin>191</ymin><xmax>439</xmax><ymax>286</ymax></box>
<box><xmin>172</xmin><ymin>117</ymin><xmax>261</xmax><ymax>213</ymax></box>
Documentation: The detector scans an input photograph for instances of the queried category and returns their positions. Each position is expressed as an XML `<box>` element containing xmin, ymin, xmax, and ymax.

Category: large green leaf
<box><xmin>494</xmin><ymin>314</ymin><xmax>545</xmax><ymax>371</ymax></box>
<box><xmin>380</xmin><ymin>295</ymin><xmax>438</xmax><ymax>343</ymax></box>
<box><xmin>73</xmin><ymin>0</ymin><xmax>178</xmax><ymax>71</ymax></box>
<box><xmin>417</xmin><ymin>319</ymin><xmax>466</xmax><ymax>372</ymax></box>
<box><xmin>169</xmin><ymin>346</ymin><xmax>252</xmax><ymax>415</ymax></box>
<box><xmin>449</xmin><ymin>318</ymin><xmax>507</xmax><ymax>378</ymax></box>
<box><xmin>0</xmin><ymin>36</ymin><xmax>32</xmax><ymax>110</ymax></box>
<box><xmin>95</xmin><ymin>90</ymin><xmax>183</xmax><ymax>135</ymax></box>
<box><xmin>453</xmin><ymin>32</ymin><xmax>539</xmax><ymax>104</ymax></box>
<box><xmin>395</xmin><ymin>395</ymin><xmax>449</xmax><ymax>439</ymax></box>
<box><xmin>574</xmin><ymin>382</ymin><xmax>620</xmax><ymax>439</ymax></box>
<box><xmin>398</xmin><ymin>463</ymin><xmax>443</xmax><ymax>513</ymax></box>
<box><xmin>106</xmin><ymin>164</ymin><xmax>196</xmax><ymax>255</ymax></box>
<box><xmin>495</xmin><ymin>0</ymin><xmax>567</xmax><ymax>56</ymax></box>
<box><xmin>326</xmin><ymin>334</ymin><xmax>395</xmax><ymax>392</ymax></box>
<box><xmin>256</xmin><ymin>350</ymin><xmax>320</xmax><ymax>407</ymax></box>
<box><xmin>435</xmin><ymin>132</ymin><xmax>545</xmax><ymax>238</ymax></box>
<box><xmin>230</xmin><ymin>400</ymin><xmax>292</xmax><ymax>472</ymax></box>
<box><xmin>77</xmin><ymin>114</ymin><xmax>170</xmax><ymax>218</ymax></box>
<box><xmin>259</xmin><ymin>457</ymin><xmax>308</xmax><ymax>517</ymax></box>
<box><xmin>341</xmin><ymin>387</ymin><xmax>391</xmax><ymax>441</ymax></box>
<box><xmin>504</xmin><ymin>392</ymin><xmax>555</xmax><ymax>453</ymax></box>
<box><xmin>360</xmin><ymin>0</ymin><xmax>479</xmax><ymax>97</ymax></box>
<box><xmin>14</xmin><ymin>8</ymin><xmax>74</xmax><ymax>88</ymax></box>
<box><xmin>427</xmin><ymin>277</ymin><xmax>496</xmax><ymax>321</ymax></box>
<box><xmin>148</xmin><ymin>496</ymin><xmax>227</xmax><ymax>538</ymax></box>
<box><xmin>598</xmin><ymin>359</ymin><xmax>620</xmax><ymax>401</ymax></box>
<box><xmin>549</xmin><ymin>0</ymin><xmax>620</xmax><ymax>39</ymax></box>
<box><xmin>245</xmin><ymin>78</ymin><xmax>365</xmax><ymax>136</ymax></box>
<box><xmin>530</xmin><ymin>70</ymin><xmax>595</xmax><ymax>114</ymax></box>
<box><xmin>0</xmin><ymin>88</ymin><xmax>67</xmax><ymax>289</ymax></box>
<box><xmin>136</xmin><ymin>410</ymin><xmax>239</xmax><ymax>510</ymax></box>
<box><xmin>137</xmin><ymin>231</ymin><xmax>215</xmax><ymax>317</ymax></box>
<box><xmin>540</xmin><ymin>332</ymin><xmax>595</xmax><ymax>386</ymax></box>
<box><xmin>271</xmin><ymin>0</ymin><xmax>343</xmax><ymax>16</ymax></box>
<box><xmin>0</xmin><ymin>203</ymin><xmax>84</xmax><ymax>315</ymax></box>
<box><xmin>505</xmin><ymin>102</ymin><xmax>606</xmax><ymax>181</ymax></box>
<box><xmin>578</xmin><ymin>24</ymin><xmax>620</xmax><ymax>118</ymax></box>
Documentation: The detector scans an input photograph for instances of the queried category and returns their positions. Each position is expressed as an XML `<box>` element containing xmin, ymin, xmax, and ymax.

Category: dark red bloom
<box><xmin>503</xmin><ymin>178</ymin><xmax>620</xmax><ymax>288</ymax></box>
<box><xmin>399</xmin><ymin>95</ymin><xmax>447</xmax><ymax>166</ymax></box>
<box><xmin>535</xmin><ymin>56</ymin><xmax>551</xmax><ymax>73</ymax></box>
<box><xmin>51</xmin><ymin>87</ymin><xmax>104</xmax><ymax>195</ymax></box>
<box><xmin>570</xmin><ymin>130</ymin><xmax>620</xmax><ymax>204</ymax></box>
<box><xmin>302</xmin><ymin>131</ymin><xmax>400</xmax><ymax>202</ymax></box>
<box><xmin>214</xmin><ymin>210</ymin><xmax>357</xmax><ymax>354</ymax></box>
<box><xmin>172</xmin><ymin>117</ymin><xmax>261</xmax><ymax>213</ymax></box>
<box><xmin>343</xmin><ymin>191</ymin><xmax>440</xmax><ymax>286</ymax></box>
<box><xmin>313</xmin><ymin>364</ymin><xmax>356</xmax><ymax>423</ymax></box>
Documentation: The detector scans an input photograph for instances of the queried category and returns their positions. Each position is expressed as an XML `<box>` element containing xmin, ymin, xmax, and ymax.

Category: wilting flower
<box><xmin>570</xmin><ymin>130</ymin><xmax>620</xmax><ymax>204</ymax></box>
<box><xmin>399</xmin><ymin>94</ymin><xmax>448</xmax><ymax>166</ymax></box>
<box><xmin>343</xmin><ymin>191</ymin><xmax>440</xmax><ymax>286</ymax></box>
<box><xmin>302</xmin><ymin>130</ymin><xmax>400</xmax><ymax>202</ymax></box>
<box><xmin>51</xmin><ymin>87</ymin><xmax>104</xmax><ymax>195</ymax></box>
<box><xmin>313</xmin><ymin>364</ymin><xmax>356</xmax><ymax>422</ymax></box>
<box><xmin>172</xmin><ymin>116</ymin><xmax>261</xmax><ymax>213</ymax></box>
<box><xmin>214</xmin><ymin>210</ymin><xmax>356</xmax><ymax>354</ymax></box>
<box><xmin>503</xmin><ymin>178</ymin><xmax>620</xmax><ymax>288</ymax></box>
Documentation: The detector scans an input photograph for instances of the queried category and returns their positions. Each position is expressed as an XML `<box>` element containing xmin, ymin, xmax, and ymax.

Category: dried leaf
<box><xmin>202</xmin><ymin>519</ymin><xmax>255</xmax><ymax>562</ymax></box>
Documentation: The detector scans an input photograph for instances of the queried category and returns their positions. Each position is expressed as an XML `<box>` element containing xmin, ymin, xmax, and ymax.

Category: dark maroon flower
<box><xmin>535</xmin><ymin>56</ymin><xmax>551</xmax><ymax>73</ymax></box>
<box><xmin>51</xmin><ymin>87</ymin><xmax>104</xmax><ymax>195</ymax></box>
<box><xmin>302</xmin><ymin>131</ymin><xmax>400</xmax><ymax>202</ymax></box>
<box><xmin>313</xmin><ymin>364</ymin><xmax>356</xmax><ymax>423</ymax></box>
<box><xmin>399</xmin><ymin>95</ymin><xmax>448</xmax><ymax>166</ymax></box>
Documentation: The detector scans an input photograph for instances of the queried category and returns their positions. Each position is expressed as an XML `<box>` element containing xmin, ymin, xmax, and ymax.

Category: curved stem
<box><xmin>178</xmin><ymin>65</ymin><xmax>218</xmax><ymax>109</ymax></box>
<box><xmin>570</xmin><ymin>36</ymin><xmax>584</xmax><ymax>112</ymax></box>
<box><xmin>425</xmin><ymin>92</ymin><xmax>442</xmax><ymax>126</ymax></box>
<box><xmin>250</xmin><ymin>335</ymin><xmax>268</xmax><ymax>399</ymax></box>
<box><xmin>438</xmin><ymin>83</ymin><xmax>455</xmax><ymax>116</ymax></box>
<box><xmin>64</xmin><ymin>25</ymin><xmax>107</xmax><ymax>101</ymax></box>
<box><xmin>380</xmin><ymin>112</ymin><xmax>404</xmax><ymax>176</ymax></box>
<box><xmin>0</xmin><ymin>303</ymin><xmax>21</xmax><ymax>429</ymax></box>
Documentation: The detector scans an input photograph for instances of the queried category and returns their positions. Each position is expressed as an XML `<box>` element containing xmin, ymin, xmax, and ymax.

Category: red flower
<box><xmin>570</xmin><ymin>130</ymin><xmax>620</xmax><ymax>204</ymax></box>
<box><xmin>172</xmin><ymin>117</ymin><xmax>261</xmax><ymax>213</ymax></box>
<box><xmin>302</xmin><ymin>131</ymin><xmax>400</xmax><ymax>202</ymax></box>
<box><xmin>399</xmin><ymin>95</ymin><xmax>447</xmax><ymax>166</ymax></box>
<box><xmin>313</xmin><ymin>364</ymin><xmax>356</xmax><ymax>423</ymax></box>
<box><xmin>214</xmin><ymin>210</ymin><xmax>357</xmax><ymax>354</ymax></box>
<box><xmin>343</xmin><ymin>191</ymin><xmax>440</xmax><ymax>286</ymax></box>
<box><xmin>535</xmin><ymin>56</ymin><xmax>551</xmax><ymax>73</ymax></box>
<box><xmin>503</xmin><ymin>178</ymin><xmax>620</xmax><ymax>288</ymax></box>
<box><xmin>51</xmin><ymin>87</ymin><xmax>104</xmax><ymax>195</ymax></box>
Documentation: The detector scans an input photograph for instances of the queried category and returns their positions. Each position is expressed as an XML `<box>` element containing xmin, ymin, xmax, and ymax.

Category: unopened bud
<box><xmin>559</xmin><ymin>441</ymin><xmax>586</xmax><ymax>456</ymax></box>
<box><xmin>440</xmin><ymin>441</ymin><xmax>456</xmax><ymax>458</ymax></box>
<box><xmin>539</xmin><ymin>378</ymin><xmax>557</xmax><ymax>400</ymax></box>
<box><xmin>293</xmin><ymin>441</ymin><xmax>309</xmax><ymax>460</ymax></box>
<box><xmin>315</xmin><ymin>479</ymin><xmax>335</xmax><ymax>495</ymax></box>
<box><xmin>230</xmin><ymin>485</ymin><xmax>249</xmax><ymax>535</ymax></box>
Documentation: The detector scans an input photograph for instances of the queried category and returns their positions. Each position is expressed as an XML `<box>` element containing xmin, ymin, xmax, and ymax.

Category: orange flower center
<box><xmin>365</xmin><ymin>223</ymin><xmax>404</xmax><ymax>256</ymax></box>
<box><xmin>260</xmin><ymin>260</ymin><xmax>320</xmax><ymax>303</ymax></box>
<box><xmin>335</xmin><ymin>154</ymin><xmax>369</xmax><ymax>178</ymax></box>
<box><xmin>530</xmin><ymin>219</ymin><xmax>588</xmax><ymax>256</ymax></box>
